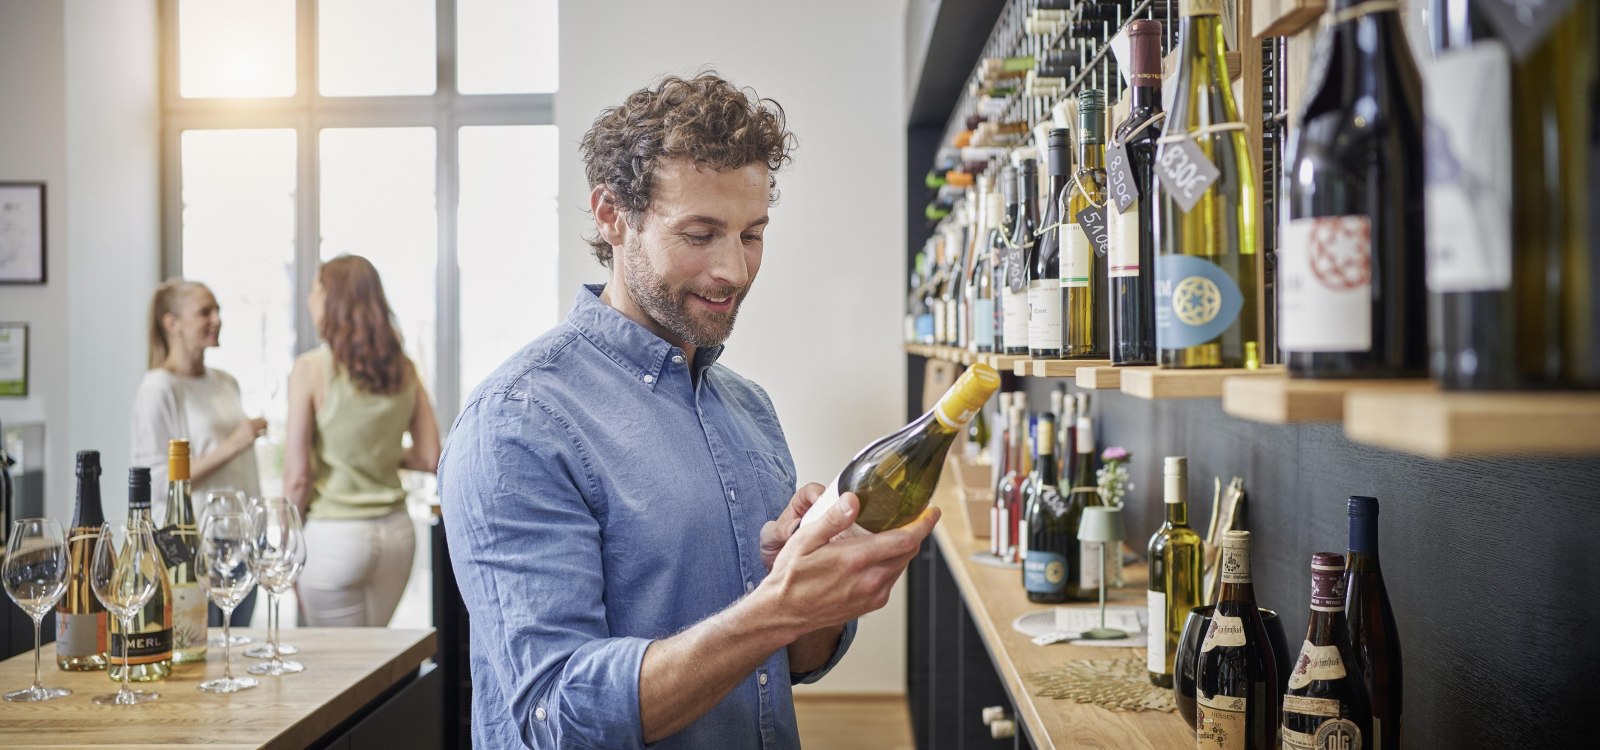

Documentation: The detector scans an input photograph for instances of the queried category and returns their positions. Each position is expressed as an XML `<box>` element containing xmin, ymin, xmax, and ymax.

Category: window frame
<box><xmin>158</xmin><ymin>0</ymin><xmax>556</xmax><ymax>423</ymax></box>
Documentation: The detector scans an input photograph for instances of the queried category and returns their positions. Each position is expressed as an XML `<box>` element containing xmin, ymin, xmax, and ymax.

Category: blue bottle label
<box><xmin>1154</xmin><ymin>254</ymin><xmax>1244</xmax><ymax>351</ymax></box>
<box><xmin>1023</xmin><ymin>550</ymin><xmax>1068</xmax><ymax>594</ymax></box>
<box><xmin>973</xmin><ymin>299</ymin><xmax>996</xmax><ymax>348</ymax></box>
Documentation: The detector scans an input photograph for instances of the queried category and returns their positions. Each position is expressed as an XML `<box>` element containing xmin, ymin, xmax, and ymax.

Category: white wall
<box><xmin>558</xmin><ymin>0</ymin><xmax>910</xmax><ymax>694</ymax></box>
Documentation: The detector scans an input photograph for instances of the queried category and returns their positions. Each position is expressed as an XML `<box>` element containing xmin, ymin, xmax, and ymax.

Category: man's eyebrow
<box><xmin>672</xmin><ymin>215</ymin><xmax>769</xmax><ymax>230</ymax></box>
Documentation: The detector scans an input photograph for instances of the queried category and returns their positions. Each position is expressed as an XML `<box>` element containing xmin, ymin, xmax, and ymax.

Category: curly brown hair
<box><xmin>579</xmin><ymin>71</ymin><xmax>797</xmax><ymax>267</ymax></box>
<box><xmin>318</xmin><ymin>255</ymin><xmax>412</xmax><ymax>395</ymax></box>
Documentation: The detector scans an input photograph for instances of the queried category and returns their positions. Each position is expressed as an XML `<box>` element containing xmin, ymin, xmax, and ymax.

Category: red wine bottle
<box><xmin>1108</xmin><ymin>19</ymin><xmax>1163</xmax><ymax>366</ymax></box>
<box><xmin>1195</xmin><ymin>530</ymin><xmax>1279</xmax><ymax>749</ymax></box>
<box><xmin>1344</xmin><ymin>496</ymin><xmax>1402</xmax><ymax>749</ymax></box>
<box><xmin>1283</xmin><ymin>552</ymin><xmax>1372</xmax><ymax>749</ymax></box>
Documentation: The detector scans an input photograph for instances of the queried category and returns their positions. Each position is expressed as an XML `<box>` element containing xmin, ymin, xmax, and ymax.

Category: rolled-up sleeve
<box><xmin>790</xmin><ymin>619</ymin><xmax>857</xmax><ymax>685</ymax></box>
<box><xmin>441</xmin><ymin>391</ymin><xmax>651</xmax><ymax>750</ymax></box>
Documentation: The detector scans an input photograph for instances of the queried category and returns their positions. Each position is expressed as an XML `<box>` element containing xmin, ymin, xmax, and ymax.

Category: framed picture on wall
<box><xmin>0</xmin><ymin>182</ymin><xmax>46</xmax><ymax>285</ymax></box>
<box><xmin>0</xmin><ymin>323</ymin><xmax>26</xmax><ymax>397</ymax></box>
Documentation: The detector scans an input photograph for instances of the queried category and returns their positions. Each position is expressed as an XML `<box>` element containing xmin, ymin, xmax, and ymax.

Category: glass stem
<box><xmin>221</xmin><ymin>610</ymin><xmax>233</xmax><ymax>681</ymax></box>
<box><xmin>269</xmin><ymin>593</ymin><xmax>280</xmax><ymax>661</ymax></box>
<box><xmin>30</xmin><ymin>615</ymin><xmax>42</xmax><ymax>691</ymax></box>
<box><xmin>120</xmin><ymin>615</ymin><xmax>133</xmax><ymax>699</ymax></box>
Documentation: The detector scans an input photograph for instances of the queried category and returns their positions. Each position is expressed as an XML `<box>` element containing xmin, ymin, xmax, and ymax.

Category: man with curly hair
<box><xmin>441</xmin><ymin>72</ymin><xmax>938</xmax><ymax>749</ymax></box>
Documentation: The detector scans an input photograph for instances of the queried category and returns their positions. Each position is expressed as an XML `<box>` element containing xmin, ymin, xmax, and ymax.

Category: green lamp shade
<box><xmin>1076</xmin><ymin>506</ymin><xmax>1125</xmax><ymax>544</ymax></box>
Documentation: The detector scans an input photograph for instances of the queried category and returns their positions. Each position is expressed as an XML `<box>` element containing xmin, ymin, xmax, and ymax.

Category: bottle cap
<box><xmin>1222</xmin><ymin>529</ymin><xmax>1251</xmax><ymax>549</ymax></box>
<box><xmin>76</xmin><ymin>450</ymin><xmax>101</xmax><ymax>478</ymax></box>
<box><xmin>128</xmin><ymin>467</ymin><xmax>152</xmax><ymax>509</ymax></box>
<box><xmin>1310</xmin><ymin>552</ymin><xmax>1346</xmax><ymax>611</ymax></box>
<box><xmin>935</xmin><ymin>363</ymin><xmax>1003</xmax><ymax>429</ymax></box>
<box><xmin>168</xmin><ymin>438</ymin><xmax>192</xmax><ymax>482</ymax></box>
<box><xmin>1348</xmin><ymin>496</ymin><xmax>1380</xmax><ymax>516</ymax></box>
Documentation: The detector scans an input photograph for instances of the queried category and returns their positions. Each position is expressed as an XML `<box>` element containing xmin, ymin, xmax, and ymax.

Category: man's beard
<box><xmin>622</xmin><ymin>237</ymin><xmax>748</xmax><ymax>349</ymax></box>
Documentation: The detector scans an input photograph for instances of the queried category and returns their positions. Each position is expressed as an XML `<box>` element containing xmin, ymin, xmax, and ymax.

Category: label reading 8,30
<box><xmin>1155</xmin><ymin>138</ymin><xmax>1221</xmax><ymax>213</ymax></box>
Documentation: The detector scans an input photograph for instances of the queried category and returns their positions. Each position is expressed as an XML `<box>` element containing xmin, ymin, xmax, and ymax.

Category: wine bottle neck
<box><xmin>1349</xmin><ymin>514</ymin><xmax>1379</xmax><ymax>555</ymax></box>
<box><xmin>1165</xmin><ymin>497</ymin><xmax>1188</xmax><ymax>527</ymax></box>
<box><xmin>73</xmin><ymin>476</ymin><xmax>105</xmax><ymax>529</ymax></box>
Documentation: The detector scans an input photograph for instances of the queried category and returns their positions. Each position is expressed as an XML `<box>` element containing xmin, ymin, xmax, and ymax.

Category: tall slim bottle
<box><xmin>1001</xmin><ymin>403</ymin><xmax>1027</xmax><ymax>563</ymax></box>
<box><xmin>1068</xmin><ymin>88</ymin><xmax>1110</xmax><ymax>359</ymax></box>
<box><xmin>991</xmin><ymin>398</ymin><xmax>1020</xmax><ymax>559</ymax></box>
<box><xmin>1283</xmin><ymin>552</ymin><xmax>1372</xmax><ymax>750</ymax></box>
<box><xmin>1195</xmin><ymin>530</ymin><xmax>1279</xmax><ymax>749</ymax></box>
<box><xmin>972</xmin><ymin>176</ymin><xmax>999</xmax><ymax>353</ymax></box>
<box><xmin>992</xmin><ymin>164</ymin><xmax>1018</xmax><ymax>354</ymax></box>
<box><xmin>1031</xmin><ymin>132</ymin><xmax>1070</xmax><ymax>359</ymax></box>
<box><xmin>1282</xmin><ymin>0</ymin><xmax>1427</xmax><ymax>378</ymax></box>
<box><xmin>110</xmin><ymin>467</ymin><xmax>172</xmax><ymax>682</ymax></box>
<box><xmin>56</xmin><ymin>450</ymin><xmax>108</xmax><ymax>671</ymax></box>
<box><xmin>1146</xmin><ymin>456</ymin><xmax>1202</xmax><ymax>688</ymax></box>
<box><xmin>1022</xmin><ymin>414</ymin><xmax>1070</xmax><ymax>603</ymax></box>
<box><xmin>162</xmin><ymin>440</ymin><xmax>206</xmax><ymax>664</ymax></box>
<box><xmin>1155</xmin><ymin>0</ymin><xmax>1262</xmax><ymax>369</ymax></box>
<box><xmin>1344</xmin><ymin>496</ymin><xmax>1402</xmax><ymax>749</ymax></box>
<box><xmin>1063</xmin><ymin>414</ymin><xmax>1101</xmax><ymax>601</ymax></box>
<box><xmin>1109</xmin><ymin>20</ymin><xmax>1164</xmax><ymax>366</ymax></box>
<box><xmin>1005</xmin><ymin>160</ymin><xmax>1040</xmax><ymax>355</ymax></box>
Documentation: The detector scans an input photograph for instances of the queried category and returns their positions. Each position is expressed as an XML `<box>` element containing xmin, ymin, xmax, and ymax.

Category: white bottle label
<box><xmin>1280</xmin><ymin>216</ymin><xmax>1372</xmax><ymax>352</ymax></box>
<box><xmin>1197</xmin><ymin>690</ymin><xmax>1248</xmax><ymax>750</ymax></box>
<box><xmin>989</xmin><ymin>506</ymin><xmax>999</xmax><ymax>556</ymax></box>
<box><xmin>1287</xmin><ymin>640</ymin><xmax>1348</xmax><ymax>689</ymax></box>
<box><xmin>1027</xmin><ymin>280</ymin><xmax>1063</xmax><ymax>350</ymax></box>
<box><xmin>1004</xmin><ymin>289</ymin><xmax>1030</xmax><ymax>344</ymax></box>
<box><xmin>1062</xmin><ymin>225</ymin><xmax>1091</xmax><ymax>288</ymax></box>
<box><xmin>798</xmin><ymin>478</ymin><xmax>872</xmax><ymax>540</ymax></box>
<box><xmin>1423</xmin><ymin>44</ymin><xmax>1513</xmax><ymax>293</ymax></box>
<box><xmin>1110</xmin><ymin>204</ymin><xmax>1142</xmax><ymax>279</ymax></box>
<box><xmin>1017</xmin><ymin>519</ymin><xmax>1029</xmax><ymax>563</ymax></box>
<box><xmin>1147</xmin><ymin>590</ymin><xmax>1167</xmax><ymax>673</ymax></box>
<box><xmin>973</xmin><ymin>299</ymin><xmax>996</xmax><ymax>349</ymax></box>
<box><xmin>172</xmin><ymin>583</ymin><xmax>208</xmax><ymax>653</ymax></box>
<box><xmin>1078</xmin><ymin>542</ymin><xmax>1101</xmax><ymax>590</ymax></box>
<box><xmin>1200</xmin><ymin>613</ymin><xmax>1247</xmax><ymax>652</ymax></box>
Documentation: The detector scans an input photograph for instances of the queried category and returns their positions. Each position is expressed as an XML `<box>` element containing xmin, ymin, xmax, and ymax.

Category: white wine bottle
<box><xmin>160</xmin><ymin>439</ymin><xmax>206</xmax><ymax>664</ymax></box>
<box><xmin>110</xmin><ymin>467</ymin><xmax>173</xmax><ymax>682</ymax></box>
<box><xmin>1146</xmin><ymin>456</ymin><xmax>1203</xmax><ymax>688</ymax></box>
<box><xmin>802</xmin><ymin>363</ymin><xmax>1002</xmax><ymax>536</ymax></box>
<box><xmin>56</xmin><ymin>450</ymin><xmax>109</xmax><ymax>671</ymax></box>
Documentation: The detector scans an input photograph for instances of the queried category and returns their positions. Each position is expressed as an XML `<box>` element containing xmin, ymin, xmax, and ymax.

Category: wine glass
<box><xmin>3</xmin><ymin>518</ymin><xmax>71</xmax><ymax>702</ymax></box>
<box><xmin>196</xmin><ymin>513</ymin><xmax>259</xmax><ymax>693</ymax></box>
<box><xmin>246</xmin><ymin>498</ymin><xmax>305</xmax><ymax>675</ymax></box>
<box><xmin>201</xmin><ymin>489</ymin><xmax>253</xmax><ymax>648</ymax></box>
<box><xmin>89</xmin><ymin>520</ymin><xmax>163</xmax><ymax>705</ymax></box>
<box><xmin>245</xmin><ymin>496</ymin><xmax>299</xmax><ymax>659</ymax></box>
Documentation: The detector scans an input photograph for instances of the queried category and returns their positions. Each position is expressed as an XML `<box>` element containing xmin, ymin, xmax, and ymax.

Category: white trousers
<box><xmin>298</xmin><ymin>509</ymin><xmax>415</xmax><ymax>627</ymax></box>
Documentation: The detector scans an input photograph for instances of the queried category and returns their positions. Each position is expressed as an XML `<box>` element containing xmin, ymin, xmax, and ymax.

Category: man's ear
<box><xmin>592</xmin><ymin>186</ymin><xmax>628</xmax><ymax>248</ymax></box>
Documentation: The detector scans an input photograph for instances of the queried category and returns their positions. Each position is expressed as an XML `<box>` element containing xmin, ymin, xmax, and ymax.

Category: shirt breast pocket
<box><xmin>746</xmin><ymin>449</ymin><xmax>797</xmax><ymax>517</ymax></box>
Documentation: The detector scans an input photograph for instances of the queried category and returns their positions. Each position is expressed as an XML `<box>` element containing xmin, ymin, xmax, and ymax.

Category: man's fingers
<box><xmin>780</xmin><ymin>482</ymin><xmax>827</xmax><ymax>526</ymax></box>
<box><xmin>791</xmin><ymin>492</ymin><xmax>860</xmax><ymax>555</ymax></box>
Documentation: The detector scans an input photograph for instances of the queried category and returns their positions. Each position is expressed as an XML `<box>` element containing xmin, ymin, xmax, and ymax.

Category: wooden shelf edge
<box><xmin>1222</xmin><ymin>375</ymin><xmax>1434</xmax><ymax>425</ymax></box>
<box><xmin>1122</xmin><ymin>366</ymin><xmax>1286</xmax><ymax>401</ymax></box>
<box><xmin>1345</xmin><ymin>391</ymin><xmax>1600</xmax><ymax>458</ymax></box>
<box><xmin>1075</xmin><ymin>365</ymin><xmax>1154</xmax><ymax>390</ymax></box>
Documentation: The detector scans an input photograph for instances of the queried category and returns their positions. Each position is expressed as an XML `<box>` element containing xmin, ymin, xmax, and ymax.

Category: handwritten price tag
<box><xmin>1474</xmin><ymin>0</ymin><xmax>1574</xmax><ymax>61</ymax></box>
<box><xmin>1106</xmin><ymin>142</ymin><xmax>1139</xmax><ymax>213</ymax></box>
<box><xmin>1076</xmin><ymin>206</ymin><xmax>1110</xmax><ymax>257</ymax></box>
<box><xmin>1155</xmin><ymin>138</ymin><xmax>1220</xmax><ymax>213</ymax></box>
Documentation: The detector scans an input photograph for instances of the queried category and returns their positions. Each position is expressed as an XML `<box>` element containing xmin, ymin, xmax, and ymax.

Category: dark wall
<box><xmin>1019</xmin><ymin>379</ymin><xmax>1600</xmax><ymax>748</ymax></box>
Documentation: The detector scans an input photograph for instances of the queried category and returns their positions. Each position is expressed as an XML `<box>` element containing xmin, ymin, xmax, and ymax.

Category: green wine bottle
<box><xmin>1146</xmin><ymin>456</ymin><xmax>1203</xmax><ymax>688</ymax></box>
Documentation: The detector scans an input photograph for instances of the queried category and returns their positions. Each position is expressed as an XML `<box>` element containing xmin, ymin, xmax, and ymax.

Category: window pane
<box><xmin>319</xmin><ymin>128</ymin><xmax>438</xmax><ymax>398</ymax></box>
<box><xmin>458</xmin><ymin>126</ymin><xmax>559</xmax><ymax>392</ymax></box>
<box><xmin>180</xmin><ymin>129</ymin><xmax>297</xmax><ymax>494</ymax></box>
<box><xmin>457</xmin><ymin>0</ymin><xmax>558</xmax><ymax>94</ymax></box>
<box><xmin>319</xmin><ymin>0</ymin><xmax>436</xmax><ymax>96</ymax></box>
<box><xmin>179</xmin><ymin>0</ymin><xmax>296</xmax><ymax>98</ymax></box>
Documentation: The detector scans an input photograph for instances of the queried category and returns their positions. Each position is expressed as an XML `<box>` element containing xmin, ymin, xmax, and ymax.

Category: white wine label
<box><xmin>1154</xmin><ymin>255</ymin><xmax>1245</xmax><ymax>351</ymax></box>
<box><xmin>1028</xmin><ymin>281</ymin><xmax>1063</xmax><ymax>350</ymax></box>
<box><xmin>56</xmin><ymin>611</ymin><xmax>108</xmax><ymax>658</ymax></box>
<box><xmin>973</xmin><ymin>299</ymin><xmax>996</xmax><ymax>349</ymax></box>
<box><xmin>1316</xmin><ymin>719</ymin><xmax>1364</xmax><ymax>750</ymax></box>
<box><xmin>172</xmin><ymin>583</ymin><xmax>208</xmax><ymax>653</ymax></box>
<box><xmin>798</xmin><ymin>479</ymin><xmax>872</xmax><ymax>540</ymax></box>
<box><xmin>1062</xmin><ymin>225</ymin><xmax>1091</xmax><ymax>288</ymax></box>
<box><xmin>1196</xmin><ymin>691</ymin><xmax>1247</xmax><ymax>750</ymax></box>
<box><xmin>1017</xmin><ymin>520</ymin><xmax>1029</xmax><ymax>562</ymax></box>
<box><xmin>1110</xmin><ymin>205</ymin><xmax>1141</xmax><ymax>278</ymax></box>
<box><xmin>1004</xmin><ymin>289</ymin><xmax>1031</xmax><ymax>344</ymax></box>
<box><xmin>1283</xmin><ymin>725</ymin><xmax>1319</xmax><ymax>750</ymax></box>
<box><xmin>1078</xmin><ymin>542</ymin><xmax>1101</xmax><ymax>590</ymax></box>
<box><xmin>1147</xmin><ymin>590</ymin><xmax>1167</xmax><ymax>673</ymax></box>
<box><xmin>1155</xmin><ymin>138</ymin><xmax>1221</xmax><ymax>213</ymax></box>
<box><xmin>1280</xmin><ymin>216</ymin><xmax>1372</xmax><ymax>352</ymax></box>
<box><xmin>1219</xmin><ymin>543</ymin><xmax>1250</xmax><ymax>584</ymax></box>
<box><xmin>1288</xmin><ymin>640</ymin><xmax>1348</xmax><ymax>689</ymax></box>
<box><xmin>1423</xmin><ymin>44</ymin><xmax>1512</xmax><ymax>293</ymax></box>
<box><xmin>1075</xmin><ymin>206</ymin><xmax>1110</xmax><ymax>258</ymax></box>
<box><xmin>1283</xmin><ymin>694</ymin><xmax>1343</xmax><ymax>719</ymax></box>
<box><xmin>1200</xmin><ymin>613</ymin><xmax>1246</xmax><ymax>652</ymax></box>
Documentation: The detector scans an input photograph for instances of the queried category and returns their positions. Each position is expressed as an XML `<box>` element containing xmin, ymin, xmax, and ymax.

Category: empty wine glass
<box><xmin>90</xmin><ymin>520</ymin><xmax>163</xmax><ymax>705</ymax></box>
<box><xmin>197</xmin><ymin>512</ymin><xmax>259</xmax><ymax>692</ymax></box>
<box><xmin>4</xmin><ymin>518</ymin><xmax>71</xmax><ymax>702</ymax></box>
<box><xmin>245</xmin><ymin>496</ymin><xmax>298</xmax><ymax>659</ymax></box>
<box><xmin>246</xmin><ymin>498</ymin><xmax>305</xmax><ymax>676</ymax></box>
<box><xmin>201</xmin><ymin>489</ymin><xmax>252</xmax><ymax>648</ymax></box>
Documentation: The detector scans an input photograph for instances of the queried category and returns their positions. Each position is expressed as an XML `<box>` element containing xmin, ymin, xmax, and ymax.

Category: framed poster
<box><xmin>0</xmin><ymin>183</ymin><xmax>46</xmax><ymax>284</ymax></box>
<box><xmin>0</xmin><ymin>323</ymin><xmax>26</xmax><ymax>396</ymax></box>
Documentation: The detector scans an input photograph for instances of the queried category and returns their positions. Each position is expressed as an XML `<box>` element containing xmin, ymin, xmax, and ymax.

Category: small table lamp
<box><xmin>1077</xmin><ymin>506</ymin><xmax>1127</xmax><ymax>640</ymax></box>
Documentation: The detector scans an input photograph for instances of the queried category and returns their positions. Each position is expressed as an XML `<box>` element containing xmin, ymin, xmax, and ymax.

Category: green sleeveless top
<box><xmin>309</xmin><ymin>346</ymin><xmax>418</xmax><ymax>519</ymax></box>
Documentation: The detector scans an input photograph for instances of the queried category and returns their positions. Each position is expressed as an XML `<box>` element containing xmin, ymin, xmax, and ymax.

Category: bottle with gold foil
<box><xmin>56</xmin><ymin>450</ymin><xmax>108</xmax><ymax>671</ymax></box>
<box><xmin>110</xmin><ymin>468</ymin><xmax>172</xmax><ymax>682</ymax></box>
<box><xmin>160</xmin><ymin>439</ymin><xmax>206</xmax><ymax>664</ymax></box>
<box><xmin>1067</xmin><ymin>88</ymin><xmax>1110</xmax><ymax>359</ymax></box>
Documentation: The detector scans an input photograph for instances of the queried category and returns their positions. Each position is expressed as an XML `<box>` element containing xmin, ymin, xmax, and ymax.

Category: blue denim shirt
<box><xmin>440</xmin><ymin>285</ymin><xmax>856</xmax><ymax>749</ymax></box>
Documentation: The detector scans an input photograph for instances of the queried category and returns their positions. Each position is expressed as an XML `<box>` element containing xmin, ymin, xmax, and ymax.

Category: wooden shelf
<box><xmin>979</xmin><ymin>353</ymin><xmax>1030</xmax><ymax>371</ymax></box>
<box><xmin>1076</xmin><ymin>365</ymin><xmax>1154</xmax><ymax>390</ymax></box>
<box><xmin>903</xmin><ymin>344</ymin><xmax>977</xmax><ymax>365</ymax></box>
<box><xmin>929</xmin><ymin>470</ymin><xmax>1190</xmax><ymax>749</ymax></box>
<box><xmin>1344</xmin><ymin>391</ymin><xmax>1600</xmax><ymax>458</ymax></box>
<box><xmin>1025</xmin><ymin>359</ymin><xmax>1112</xmax><ymax>378</ymax></box>
<box><xmin>1223</xmin><ymin>375</ymin><xmax>1434</xmax><ymax>424</ymax></box>
<box><xmin>1121</xmin><ymin>366</ymin><xmax>1286</xmax><ymax>400</ymax></box>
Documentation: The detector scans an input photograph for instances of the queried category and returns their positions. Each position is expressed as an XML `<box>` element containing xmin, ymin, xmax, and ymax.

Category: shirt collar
<box><xmin>567</xmin><ymin>284</ymin><xmax>726</xmax><ymax>388</ymax></box>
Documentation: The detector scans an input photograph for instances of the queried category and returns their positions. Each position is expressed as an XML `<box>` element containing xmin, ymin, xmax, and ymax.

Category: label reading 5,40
<box><xmin>1155</xmin><ymin>138</ymin><xmax>1220</xmax><ymax>213</ymax></box>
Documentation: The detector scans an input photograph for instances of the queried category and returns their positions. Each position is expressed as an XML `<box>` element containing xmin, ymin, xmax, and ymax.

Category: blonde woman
<box><xmin>131</xmin><ymin>278</ymin><xmax>265</xmax><ymax>626</ymax></box>
<box><xmin>285</xmin><ymin>255</ymin><xmax>441</xmax><ymax>627</ymax></box>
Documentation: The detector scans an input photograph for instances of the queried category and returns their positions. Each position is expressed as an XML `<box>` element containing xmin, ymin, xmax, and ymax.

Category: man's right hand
<box><xmin>758</xmin><ymin>491</ymin><xmax>940</xmax><ymax>636</ymax></box>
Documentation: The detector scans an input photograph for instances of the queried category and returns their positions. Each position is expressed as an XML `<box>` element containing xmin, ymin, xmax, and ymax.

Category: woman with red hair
<box><xmin>284</xmin><ymin>255</ymin><xmax>441</xmax><ymax>627</ymax></box>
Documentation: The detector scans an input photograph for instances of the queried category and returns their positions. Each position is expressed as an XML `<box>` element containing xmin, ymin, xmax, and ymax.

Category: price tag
<box><xmin>1473</xmin><ymin>0</ymin><xmax>1574</xmax><ymax>61</ymax></box>
<box><xmin>153</xmin><ymin>524</ymin><xmax>190</xmax><ymax>569</ymax></box>
<box><xmin>1105</xmin><ymin>142</ymin><xmax>1139</xmax><ymax>213</ymax></box>
<box><xmin>1155</xmin><ymin>138</ymin><xmax>1221</xmax><ymax>213</ymax></box>
<box><xmin>1076</xmin><ymin>206</ymin><xmax>1110</xmax><ymax>257</ymax></box>
<box><xmin>1109</xmin><ymin>25</ymin><xmax>1133</xmax><ymax>88</ymax></box>
<box><xmin>1006</xmin><ymin>242</ymin><xmax>1030</xmax><ymax>293</ymax></box>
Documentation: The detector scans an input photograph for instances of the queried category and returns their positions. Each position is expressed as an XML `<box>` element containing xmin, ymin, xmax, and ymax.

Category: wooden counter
<box><xmin>930</xmin><ymin>479</ymin><xmax>1191</xmax><ymax>749</ymax></box>
<box><xmin>0</xmin><ymin>627</ymin><xmax>435</xmax><ymax>749</ymax></box>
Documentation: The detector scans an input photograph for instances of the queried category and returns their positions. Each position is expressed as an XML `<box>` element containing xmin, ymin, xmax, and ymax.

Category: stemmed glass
<box><xmin>245</xmin><ymin>496</ymin><xmax>299</xmax><ymax>659</ymax></box>
<box><xmin>3</xmin><ymin>518</ymin><xmax>71</xmax><ymax>702</ymax></box>
<box><xmin>196</xmin><ymin>512</ymin><xmax>259</xmax><ymax>693</ymax></box>
<box><xmin>201</xmin><ymin>489</ymin><xmax>252</xmax><ymax>648</ymax></box>
<box><xmin>246</xmin><ymin>498</ymin><xmax>305</xmax><ymax>675</ymax></box>
<box><xmin>90</xmin><ymin>520</ymin><xmax>163</xmax><ymax>705</ymax></box>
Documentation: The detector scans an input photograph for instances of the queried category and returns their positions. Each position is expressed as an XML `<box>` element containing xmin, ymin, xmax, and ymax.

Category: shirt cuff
<box><xmin>790</xmin><ymin>619</ymin><xmax>857</xmax><ymax>685</ymax></box>
<box><xmin>538</xmin><ymin>635</ymin><xmax>654</xmax><ymax>749</ymax></box>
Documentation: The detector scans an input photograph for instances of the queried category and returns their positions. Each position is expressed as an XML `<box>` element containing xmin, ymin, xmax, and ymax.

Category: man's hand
<box><xmin>760</xmin><ymin>483</ymin><xmax>826</xmax><ymax>572</ymax></box>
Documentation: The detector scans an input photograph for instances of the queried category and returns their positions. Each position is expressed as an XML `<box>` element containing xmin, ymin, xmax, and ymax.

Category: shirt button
<box><xmin>745</xmin><ymin>580</ymin><xmax>754</xmax><ymax>593</ymax></box>
<box><xmin>535</xmin><ymin>707</ymin><xmax>547</xmax><ymax>721</ymax></box>
<box><xmin>672</xmin><ymin>355</ymin><xmax>685</xmax><ymax>365</ymax></box>
<box><xmin>759</xmin><ymin>672</ymin><xmax>769</xmax><ymax>686</ymax></box>
<box><xmin>642</xmin><ymin>374</ymin><xmax>655</xmax><ymax>384</ymax></box>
